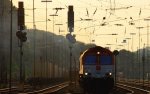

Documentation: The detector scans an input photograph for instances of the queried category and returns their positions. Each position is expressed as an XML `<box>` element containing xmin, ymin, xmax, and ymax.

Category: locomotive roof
<box><xmin>82</xmin><ymin>46</ymin><xmax>113</xmax><ymax>56</ymax></box>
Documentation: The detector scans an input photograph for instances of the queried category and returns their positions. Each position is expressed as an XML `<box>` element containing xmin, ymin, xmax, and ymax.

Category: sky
<box><xmin>13</xmin><ymin>0</ymin><xmax>150</xmax><ymax>51</ymax></box>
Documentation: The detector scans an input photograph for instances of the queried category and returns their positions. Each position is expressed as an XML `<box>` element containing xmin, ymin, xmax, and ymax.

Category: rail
<box><xmin>26</xmin><ymin>82</ymin><xmax>69</xmax><ymax>94</ymax></box>
<box><xmin>0</xmin><ymin>87</ymin><xmax>18</xmax><ymax>93</ymax></box>
<box><xmin>117</xmin><ymin>83</ymin><xmax>150</xmax><ymax>94</ymax></box>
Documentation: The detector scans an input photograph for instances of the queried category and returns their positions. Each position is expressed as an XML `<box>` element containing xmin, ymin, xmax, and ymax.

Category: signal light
<box><xmin>18</xmin><ymin>1</ymin><xmax>25</xmax><ymax>30</ymax></box>
<box><xmin>17</xmin><ymin>1</ymin><xmax>27</xmax><ymax>42</ymax></box>
<box><xmin>68</xmin><ymin>6</ymin><xmax>74</xmax><ymax>32</ymax></box>
<box><xmin>113</xmin><ymin>50</ymin><xmax>119</xmax><ymax>56</ymax></box>
<box><xmin>16</xmin><ymin>31</ymin><xmax>27</xmax><ymax>42</ymax></box>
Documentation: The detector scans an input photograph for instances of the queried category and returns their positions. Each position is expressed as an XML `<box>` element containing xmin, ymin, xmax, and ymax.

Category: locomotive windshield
<box><xmin>84</xmin><ymin>55</ymin><xmax>96</xmax><ymax>65</ymax></box>
<box><xmin>100</xmin><ymin>55</ymin><xmax>112</xmax><ymax>65</ymax></box>
<box><xmin>84</xmin><ymin>55</ymin><xmax>112</xmax><ymax>65</ymax></box>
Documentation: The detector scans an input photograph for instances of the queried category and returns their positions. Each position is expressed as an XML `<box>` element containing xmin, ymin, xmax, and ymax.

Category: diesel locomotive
<box><xmin>79</xmin><ymin>46</ymin><xmax>115</xmax><ymax>94</ymax></box>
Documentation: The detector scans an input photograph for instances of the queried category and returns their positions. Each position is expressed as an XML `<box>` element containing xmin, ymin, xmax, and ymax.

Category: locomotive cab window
<box><xmin>100</xmin><ymin>55</ymin><xmax>112</xmax><ymax>65</ymax></box>
<box><xmin>84</xmin><ymin>55</ymin><xmax>96</xmax><ymax>65</ymax></box>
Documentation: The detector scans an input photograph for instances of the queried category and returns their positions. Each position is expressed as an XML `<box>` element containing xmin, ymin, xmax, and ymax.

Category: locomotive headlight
<box><xmin>105</xmin><ymin>72</ymin><xmax>112</xmax><ymax>77</ymax></box>
<box><xmin>97</xmin><ymin>52</ymin><xmax>100</xmax><ymax>54</ymax></box>
<box><xmin>85</xmin><ymin>73</ymin><xmax>88</xmax><ymax>75</ymax></box>
<box><xmin>109</xmin><ymin>72</ymin><xmax>112</xmax><ymax>75</ymax></box>
<box><xmin>84</xmin><ymin>72</ymin><xmax>91</xmax><ymax>76</ymax></box>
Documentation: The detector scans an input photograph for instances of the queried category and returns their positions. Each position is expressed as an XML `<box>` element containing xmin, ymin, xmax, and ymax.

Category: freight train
<box><xmin>79</xmin><ymin>46</ymin><xmax>115</xmax><ymax>94</ymax></box>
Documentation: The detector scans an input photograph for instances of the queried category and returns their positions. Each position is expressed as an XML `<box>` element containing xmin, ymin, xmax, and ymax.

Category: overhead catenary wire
<box><xmin>23</xmin><ymin>0</ymin><xmax>148</xmax><ymax>31</ymax></box>
<box><xmin>16</xmin><ymin>0</ymin><xmax>150</xmax><ymax>50</ymax></box>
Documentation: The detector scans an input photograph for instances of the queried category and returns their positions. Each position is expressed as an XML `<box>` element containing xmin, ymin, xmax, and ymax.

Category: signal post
<box><xmin>16</xmin><ymin>1</ymin><xmax>27</xmax><ymax>91</ymax></box>
<box><xmin>66</xmin><ymin>5</ymin><xmax>76</xmax><ymax>85</ymax></box>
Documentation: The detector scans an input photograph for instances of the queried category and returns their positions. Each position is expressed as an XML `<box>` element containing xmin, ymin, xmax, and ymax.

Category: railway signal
<box><xmin>68</xmin><ymin>6</ymin><xmax>74</xmax><ymax>33</ymax></box>
<box><xmin>17</xmin><ymin>1</ymin><xmax>27</xmax><ymax>42</ymax></box>
<box><xmin>66</xmin><ymin>33</ymin><xmax>76</xmax><ymax>44</ymax></box>
<box><xmin>17</xmin><ymin>1</ymin><xmax>26</xmax><ymax>91</ymax></box>
<box><xmin>16</xmin><ymin>31</ymin><xmax>27</xmax><ymax>42</ymax></box>
<box><xmin>113</xmin><ymin>50</ymin><xmax>119</xmax><ymax>86</ymax></box>
<box><xmin>18</xmin><ymin>1</ymin><xmax>25</xmax><ymax>30</ymax></box>
<box><xmin>113</xmin><ymin>50</ymin><xmax>119</xmax><ymax>56</ymax></box>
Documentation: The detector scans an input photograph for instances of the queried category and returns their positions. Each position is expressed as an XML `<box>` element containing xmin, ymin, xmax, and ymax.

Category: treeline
<box><xmin>0</xmin><ymin>28</ymin><xmax>96</xmax><ymax>87</ymax></box>
<box><xmin>117</xmin><ymin>48</ymin><xmax>150</xmax><ymax>79</ymax></box>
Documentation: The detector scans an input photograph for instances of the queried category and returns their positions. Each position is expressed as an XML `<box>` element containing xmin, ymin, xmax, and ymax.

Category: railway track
<box><xmin>0</xmin><ymin>82</ymin><xmax>69</xmax><ymax>94</ymax></box>
<box><xmin>117</xmin><ymin>83</ymin><xmax>150</xmax><ymax>94</ymax></box>
<box><xmin>0</xmin><ymin>85</ymin><xmax>31</xmax><ymax>94</ymax></box>
<box><xmin>47</xmin><ymin>82</ymin><xmax>147</xmax><ymax>94</ymax></box>
<box><xmin>0</xmin><ymin>87</ymin><xmax>18</xmax><ymax>94</ymax></box>
<box><xmin>2</xmin><ymin>82</ymin><xmax>149</xmax><ymax>94</ymax></box>
<box><xmin>25</xmin><ymin>82</ymin><xmax>69</xmax><ymax>94</ymax></box>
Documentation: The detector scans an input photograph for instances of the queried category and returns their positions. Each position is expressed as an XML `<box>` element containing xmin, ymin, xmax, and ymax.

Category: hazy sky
<box><xmin>13</xmin><ymin>0</ymin><xmax>150</xmax><ymax>51</ymax></box>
